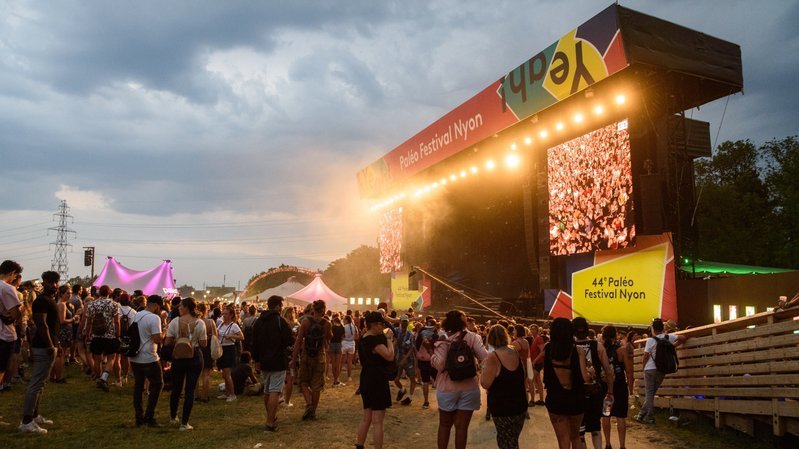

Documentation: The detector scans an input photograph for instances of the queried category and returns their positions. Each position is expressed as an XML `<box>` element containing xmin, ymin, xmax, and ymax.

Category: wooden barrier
<box><xmin>633</xmin><ymin>306</ymin><xmax>799</xmax><ymax>437</ymax></box>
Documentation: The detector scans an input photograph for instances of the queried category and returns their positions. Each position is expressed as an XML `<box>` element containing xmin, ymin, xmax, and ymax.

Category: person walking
<box><xmin>252</xmin><ymin>295</ymin><xmax>294</xmax><ymax>432</ymax></box>
<box><xmin>292</xmin><ymin>300</ymin><xmax>332</xmax><ymax>421</ymax></box>
<box><xmin>393</xmin><ymin>315</ymin><xmax>416</xmax><ymax>405</ymax></box>
<box><xmin>165</xmin><ymin>297</ymin><xmax>207</xmax><ymax>430</ymax></box>
<box><xmin>601</xmin><ymin>325</ymin><xmax>633</xmax><ymax>449</ymax></box>
<box><xmin>431</xmin><ymin>310</ymin><xmax>489</xmax><ymax>449</ymax></box>
<box><xmin>0</xmin><ymin>260</ymin><xmax>23</xmax><ymax>394</ymax></box>
<box><xmin>480</xmin><ymin>325</ymin><xmax>528</xmax><ymax>449</ymax></box>
<box><xmin>19</xmin><ymin>271</ymin><xmax>61</xmax><ymax>434</ymax></box>
<box><xmin>85</xmin><ymin>285</ymin><xmax>121</xmax><ymax>392</ymax></box>
<box><xmin>636</xmin><ymin>318</ymin><xmax>687</xmax><ymax>424</ymax></box>
<box><xmin>355</xmin><ymin>311</ymin><xmax>395</xmax><ymax>449</ymax></box>
<box><xmin>130</xmin><ymin>295</ymin><xmax>165</xmax><ymax>428</ymax></box>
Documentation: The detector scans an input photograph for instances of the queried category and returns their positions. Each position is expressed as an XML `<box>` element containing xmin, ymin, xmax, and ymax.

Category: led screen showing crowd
<box><xmin>547</xmin><ymin>119</ymin><xmax>635</xmax><ymax>256</ymax></box>
<box><xmin>379</xmin><ymin>207</ymin><xmax>403</xmax><ymax>273</ymax></box>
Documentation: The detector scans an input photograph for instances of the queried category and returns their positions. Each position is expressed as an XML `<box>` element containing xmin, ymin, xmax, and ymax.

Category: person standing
<box><xmin>393</xmin><ymin>315</ymin><xmax>416</xmax><ymax>405</ymax></box>
<box><xmin>329</xmin><ymin>315</ymin><xmax>345</xmax><ymax>387</ymax></box>
<box><xmin>252</xmin><ymin>295</ymin><xmax>294</xmax><ymax>432</ymax></box>
<box><xmin>68</xmin><ymin>284</ymin><xmax>83</xmax><ymax>365</ymax></box>
<box><xmin>431</xmin><ymin>310</ymin><xmax>489</xmax><ymax>449</ymax></box>
<box><xmin>529</xmin><ymin>324</ymin><xmax>547</xmax><ymax>406</ymax></box>
<box><xmin>636</xmin><ymin>318</ymin><xmax>687</xmax><ymax>424</ymax></box>
<box><xmin>601</xmin><ymin>325</ymin><xmax>633</xmax><ymax>449</ymax></box>
<box><xmin>292</xmin><ymin>299</ymin><xmax>332</xmax><ymax>421</ymax></box>
<box><xmin>165</xmin><ymin>297</ymin><xmax>206</xmax><ymax>430</ymax></box>
<box><xmin>341</xmin><ymin>314</ymin><xmax>358</xmax><ymax>383</ymax></box>
<box><xmin>355</xmin><ymin>311</ymin><xmax>394</xmax><ymax>449</ymax></box>
<box><xmin>217</xmin><ymin>304</ymin><xmax>244</xmax><ymax>402</ymax></box>
<box><xmin>130</xmin><ymin>295</ymin><xmax>165</xmax><ymax>427</ymax></box>
<box><xmin>572</xmin><ymin>317</ymin><xmax>614</xmax><ymax>449</ymax></box>
<box><xmin>86</xmin><ymin>285</ymin><xmax>120</xmax><ymax>392</ymax></box>
<box><xmin>0</xmin><ymin>260</ymin><xmax>23</xmax><ymax>393</ymax></box>
<box><xmin>19</xmin><ymin>271</ymin><xmax>60</xmax><ymax>434</ymax></box>
<box><xmin>481</xmin><ymin>325</ymin><xmax>528</xmax><ymax>449</ymax></box>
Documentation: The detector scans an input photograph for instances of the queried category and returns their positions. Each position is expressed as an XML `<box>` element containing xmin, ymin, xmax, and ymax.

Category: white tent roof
<box><xmin>287</xmin><ymin>274</ymin><xmax>348</xmax><ymax>312</ymax></box>
<box><xmin>242</xmin><ymin>277</ymin><xmax>308</xmax><ymax>303</ymax></box>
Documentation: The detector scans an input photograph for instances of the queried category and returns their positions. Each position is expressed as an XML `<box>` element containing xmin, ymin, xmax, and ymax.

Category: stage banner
<box><xmin>358</xmin><ymin>4</ymin><xmax>628</xmax><ymax>198</ymax></box>
<box><xmin>549</xmin><ymin>234</ymin><xmax>677</xmax><ymax>326</ymax></box>
<box><xmin>391</xmin><ymin>271</ymin><xmax>431</xmax><ymax>311</ymax></box>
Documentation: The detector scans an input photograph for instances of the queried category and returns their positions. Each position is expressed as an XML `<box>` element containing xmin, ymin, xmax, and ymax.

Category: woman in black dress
<box><xmin>355</xmin><ymin>312</ymin><xmax>395</xmax><ymax>449</ymax></box>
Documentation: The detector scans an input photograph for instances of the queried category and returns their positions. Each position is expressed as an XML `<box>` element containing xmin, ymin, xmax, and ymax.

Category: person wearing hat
<box><xmin>355</xmin><ymin>311</ymin><xmax>395</xmax><ymax>449</ymax></box>
<box><xmin>392</xmin><ymin>315</ymin><xmax>416</xmax><ymax>405</ymax></box>
<box><xmin>129</xmin><ymin>295</ymin><xmax>165</xmax><ymax>428</ymax></box>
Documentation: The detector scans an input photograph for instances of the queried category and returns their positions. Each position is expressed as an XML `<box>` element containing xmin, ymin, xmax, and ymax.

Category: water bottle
<box><xmin>603</xmin><ymin>395</ymin><xmax>614</xmax><ymax>416</ymax></box>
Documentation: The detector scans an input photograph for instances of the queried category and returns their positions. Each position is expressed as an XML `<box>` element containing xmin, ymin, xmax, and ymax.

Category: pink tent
<box><xmin>287</xmin><ymin>274</ymin><xmax>348</xmax><ymax>312</ymax></box>
<box><xmin>93</xmin><ymin>257</ymin><xmax>177</xmax><ymax>296</ymax></box>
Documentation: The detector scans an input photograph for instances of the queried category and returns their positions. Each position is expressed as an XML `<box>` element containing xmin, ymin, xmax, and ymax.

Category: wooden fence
<box><xmin>633</xmin><ymin>306</ymin><xmax>799</xmax><ymax>437</ymax></box>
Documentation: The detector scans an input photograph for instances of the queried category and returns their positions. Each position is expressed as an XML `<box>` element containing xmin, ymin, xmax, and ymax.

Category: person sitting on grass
<box><xmin>232</xmin><ymin>351</ymin><xmax>261</xmax><ymax>396</ymax></box>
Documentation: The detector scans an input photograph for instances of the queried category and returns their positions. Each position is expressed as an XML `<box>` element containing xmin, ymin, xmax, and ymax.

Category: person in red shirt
<box><xmin>528</xmin><ymin>324</ymin><xmax>547</xmax><ymax>406</ymax></box>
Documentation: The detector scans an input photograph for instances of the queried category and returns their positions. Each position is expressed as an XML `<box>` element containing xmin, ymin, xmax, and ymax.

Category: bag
<box><xmin>445</xmin><ymin>331</ymin><xmax>477</xmax><ymax>381</ymax></box>
<box><xmin>210</xmin><ymin>334</ymin><xmax>223</xmax><ymax>360</ymax></box>
<box><xmin>305</xmin><ymin>317</ymin><xmax>324</xmax><ymax>357</ymax></box>
<box><xmin>120</xmin><ymin>310</ymin><xmax>130</xmax><ymax>337</ymax></box>
<box><xmin>173</xmin><ymin>320</ymin><xmax>195</xmax><ymax>360</ymax></box>
<box><xmin>91</xmin><ymin>310</ymin><xmax>108</xmax><ymax>336</ymax></box>
<box><xmin>653</xmin><ymin>335</ymin><xmax>679</xmax><ymax>374</ymax></box>
<box><xmin>120</xmin><ymin>320</ymin><xmax>141</xmax><ymax>358</ymax></box>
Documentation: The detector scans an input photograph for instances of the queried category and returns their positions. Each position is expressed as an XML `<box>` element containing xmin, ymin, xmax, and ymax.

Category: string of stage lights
<box><xmin>369</xmin><ymin>92</ymin><xmax>629</xmax><ymax>213</ymax></box>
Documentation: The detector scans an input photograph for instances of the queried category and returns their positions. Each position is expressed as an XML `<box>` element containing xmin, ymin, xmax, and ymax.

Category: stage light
<box><xmin>615</xmin><ymin>94</ymin><xmax>626</xmax><ymax>105</ymax></box>
<box><xmin>524</xmin><ymin>136</ymin><xmax>533</xmax><ymax>145</ymax></box>
<box><xmin>424</xmin><ymin>185</ymin><xmax>431</xmax><ymax>192</ymax></box>
<box><xmin>505</xmin><ymin>153</ymin><xmax>521</xmax><ymax>168</ymax></box>
<box><xmin>486</xmin><ymin>159</ymin><xmax>496</xmax><ymax>170</ymax></box>
<box><xmin>470</xmin><ymin>166</ymin><xmax>478</xmax><ymax>174</ymax></box>
<box><xmin>440</xmin><ymin>178</ymin><xmax>447</xmax><ymax>185</ymax></box>
<box><xmin>555</xmin><ymin>122</ymin><xmax>564</xmax><ymax>131</ymax></box>
<box><xmin>450</xmin><ymin>174</ymin><xmax>457</xmax><ymax>181</ymax></box>
<box><xmin>574</xmin><ymin>113</ymin><xmax>584</xmax><ymax>123</ymax></box>
<box><xmin>593</xmin><ymin>105</ymin><xmax>604</xmax><ymax>115</ymax></box>
<box><xmin>460</xmin><ymin>170</ymin><xmax>467</xmax><ymax>178</ymax></box>
<box><xmin>539</xmin><ymin>130</ymin><xmax>548</xmax><ymax>139</ymax></box>
<box><xmin>414</xmin><ymin>189</ymin><xmax>422</xmax><ymax>197</ymax></box>
<box><xmin>432</xmin><ymin>182</ymin><xmax>439</xmax><ymax>189</ymax></box>
<box><xmin>510</xmin><ymin>143</ymin><xmax>517</xmax><ymax>151</ymax></box>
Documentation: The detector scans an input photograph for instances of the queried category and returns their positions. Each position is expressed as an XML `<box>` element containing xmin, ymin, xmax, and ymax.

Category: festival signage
<box><xmin>549</xmin><ymin>234</ymin><xmax>677</xmax><ymax>326</ymax></box>
<box><xmin>358</xmin><ymin>5</ymin><xmax>628</xmax><ymax>197</ymax></box>
<box><xmin>391</xmin><ymin>271</ymin><xmax>431</xmax><ymax>311</ymax></box>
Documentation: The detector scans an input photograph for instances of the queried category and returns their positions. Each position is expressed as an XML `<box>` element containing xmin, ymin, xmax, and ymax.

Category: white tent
<box><xmin>242</xmin><ymin>276</ymin><xmax>308</xmax><ymax>304</ymax></box>
<box><xmin>287</xmin><ymin>274</ymin><xmax>348</xmax><ymax>312</ymax></box>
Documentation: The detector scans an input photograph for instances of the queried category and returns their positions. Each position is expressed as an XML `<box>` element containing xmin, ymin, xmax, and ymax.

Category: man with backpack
<box><xmin>128</xmin><ymin>295</ymin><xmax>165</xmax><ymax>427</ymax></box>
<box><xmin>291</xmin><ymin>300</ymin><xmax>332</xmax><ymax>421</ymax></box>
<box><xmin>85</xmin><ymin>285</ymin><xmax>121</xmax><ymax>392</ymax></box>
<box><xmin>252</xmin><ymin>295</ymin><xmax>294</xmax><ymax>432</ymax></box>
<box><xmin>636</xmin><ymin>317</ymin><xmax>687</xmax><ymax>424</ymax></box>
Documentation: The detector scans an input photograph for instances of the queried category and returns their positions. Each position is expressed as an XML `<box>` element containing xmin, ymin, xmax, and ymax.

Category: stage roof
<box><xmin>679</xmin><ymin>260</ymin><xmax>796</xmax><ymax>276</ymax></box>
<box><xmin>93</xmin><ymin>258</ymin><xmax>177</xmax><ymax>296</ymax></box>
<box><xmin>357</xmin><ymin>3</ymin><xmax>742</xmax><ymax>199</ymax></box>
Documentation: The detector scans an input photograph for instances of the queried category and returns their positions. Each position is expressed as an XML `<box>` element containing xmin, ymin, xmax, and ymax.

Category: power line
<box><xmin>49</xmin><ymin>200</ymin><xmax>76</xmax><ymax>279</ymax></box>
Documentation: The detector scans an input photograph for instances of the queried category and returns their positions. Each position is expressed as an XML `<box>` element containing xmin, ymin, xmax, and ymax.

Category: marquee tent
<box><xmin>242</xmin><ymin>276</ymin><xmax>308</xmax><ymax>304</ymax></box>
<box><xmin>93</xmin><ymin>257</ymin><xmax>177</xmax><ymax>296</ymax></box>
<box><xmin>287</xmin><ymin>274</ymin><xmax>348</xmax><ymax>312</ymax></box>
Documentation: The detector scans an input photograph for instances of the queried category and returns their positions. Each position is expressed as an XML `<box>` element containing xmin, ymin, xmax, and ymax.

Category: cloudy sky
<box><xmin>1</xmin><ymin>0</ymin><xmax>797</xmax><ymax>290</ymax></box>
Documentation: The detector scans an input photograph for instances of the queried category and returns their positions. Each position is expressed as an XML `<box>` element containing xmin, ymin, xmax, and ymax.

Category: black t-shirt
<box><xmin>358</xmin><ymin>334</ymin><xmax>389</xmax><ymax>368</ymax></box>
<box><xmin>31</xmin><ymin>293</ymin><xmax>60</xmax><ymax>348</ymax></box>
<box><xmin>331</xmin><ymin>324</ymin><xmax>344</xmax><ymax>343</ymax></box>
<box><xmin>232</xmin><ymin>363</ymin><xmax>253</xmax><ymax>395</ymax></box>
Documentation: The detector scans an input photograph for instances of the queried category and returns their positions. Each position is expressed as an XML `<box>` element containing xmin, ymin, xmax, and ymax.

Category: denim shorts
<box><xmin>436</xmin><ymin>387</ymin><xmax>481</xmax><ymax>412</ymax></box>
<box><xmin>261</xmin><ymin>370</ymin><xmax>287</xmax><ymax>394</ymax></box>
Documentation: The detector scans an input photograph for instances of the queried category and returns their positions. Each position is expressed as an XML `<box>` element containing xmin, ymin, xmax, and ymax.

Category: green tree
<box><xmin>694</xmin><ymin>140</ymin><xmax>779</xmax><ymax>266</ymax></box>
<box><xmin>763</xmin><ymin>136</ymin><xmax>799</xmax><ymax>268</ymax></box>
<box><xmin>323</xmin><ymin>245</ymin><xmax>389</xmax><ymax>298</ymax></box>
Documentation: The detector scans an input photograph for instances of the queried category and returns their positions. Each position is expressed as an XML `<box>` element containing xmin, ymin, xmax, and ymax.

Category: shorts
<box><xmin>341</xmin><ymin>340</ymin><xmax>356</xmax><ymax>355</ymax></box>
<box><xmin>0</xmin><ymin>339</ymin><xmax>13</xmax><ymax>372</ymax></box>
<box><xmin>397</xmin><ymin>359</ymin><xmax>415</xmax><ymax>378</ymax></box>
<box><xmin>261</xmin><ymin>370</ymin><xmax>287</xmax><ymax>394</ymax></box>
<box><xmin>298</xmin><ymin>352</ymin><xmax>325</xmax><ymax>392</ymax></box>
<box><xmin>418</xmin><ymin>360</ymin><xmax>435</xmax><ymax>383</ymax></box>
<box><xmin>328</xmin><ymin>342</ymin><xmax>342</xmax><ymax>354</ymax></box>
<box><xmin>200</xmin><ymin>345</ymin><xmax>213</xmax><ymax>369</ymax></box>
<box><xmin>581</xmin><ymin>391</ymin><xmax>605</xmax><ymax>434</ymax></box>
<box><xmin>90</xmin><ymin>337</ymin><xmax>120</xmax><ymax>355</ymax></box>
<box><xmin>217</xmin><ymin>345</ymin><xmax>237</xmax><ymax>370</ymax></box>
<box><xmin>436</xmin><ymin>387</ymin><xmax>481</xmax><ymax>412</ymax></box>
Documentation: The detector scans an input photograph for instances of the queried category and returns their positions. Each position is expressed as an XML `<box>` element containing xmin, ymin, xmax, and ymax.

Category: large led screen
<box><xmin>547</xmin><ymin>119</ymin><xmax>635</xmax><ymax>256</ymax></box>
<box><xmin>379</xmin><ymin>207</ymin><xmax>403</xmax><ymax>273</ymax></box>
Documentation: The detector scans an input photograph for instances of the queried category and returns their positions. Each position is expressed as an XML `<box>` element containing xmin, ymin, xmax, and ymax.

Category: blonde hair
<box><xmin>486</xmin><ymin>324</ymin><xmax>510</xmax><ymax>349</ymax></box>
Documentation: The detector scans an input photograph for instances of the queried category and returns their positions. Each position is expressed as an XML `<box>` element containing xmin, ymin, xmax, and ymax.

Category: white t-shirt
<box><xmin>217</xmin><ymin>321</ymin><xmax>241</xmax><ymax>347</ymax></box>
<box><xmin>129</xmin><ymin>310</ymin><xmax>162</xmax><ymax>364</ymax></box>
<box><xmin>120</xmin><ymin>305</ymin><xmax>136</xmax><ymax>329</ymax></box>
<box><xmin>167</xmin><ymin>317</ymin><xmax>207</xmax><ymax>348</ymax></box>
<box><xmin>644</xmin><ymin>333</ymin><xmax>678</xmax><ymax>371</ymax></box>
<box><xmin>0</xmin><ymin>281</ymin><xmax>21</xmax><ymax>342</ymax></box>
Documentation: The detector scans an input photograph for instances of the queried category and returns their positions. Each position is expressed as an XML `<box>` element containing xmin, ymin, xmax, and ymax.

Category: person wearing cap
<box><xmin>392</xmin><ymin>315</ymin><xmax>416</xmax><ymax>405</ymax></box>
<box><xmin>129</xmin><ymin>295</ymin><xmax>165</xmax><ymax>427</ymax></box>
<box><xmin>355</xmin><ymin>311</ymin><xmax>395</xmax><ymax>449</ymax></box>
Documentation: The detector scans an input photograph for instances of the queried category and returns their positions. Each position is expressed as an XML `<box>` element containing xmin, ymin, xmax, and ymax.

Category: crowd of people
<box><xmin>378</xmin><ymin>208</ymin><xmax>403</xmax><ymax>274</ymax></box>
<box><xmin>547</xmin><ymin>120</ymin><xmax>636</xmax><ymax>256</ymax></box>
<box><xmin>0</xmin><ymin>258</ymin><xmax>690</xmax><ymax>448</ymax></box>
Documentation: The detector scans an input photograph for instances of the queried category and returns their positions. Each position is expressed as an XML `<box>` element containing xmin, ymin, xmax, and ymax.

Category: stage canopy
<box><xmin>93</xmin><ymin>257</ymin><xmax>177</xmax><ymax>296</ymax></box>
<box><xmin>242</xmin><ymin>276</ymin><xmax>308</xmax><ymax>304</ymax></box>
<box><xmin>287</xmin><ymin>274</ymin><xmax>348</xmax><ymax>312</ymax></box>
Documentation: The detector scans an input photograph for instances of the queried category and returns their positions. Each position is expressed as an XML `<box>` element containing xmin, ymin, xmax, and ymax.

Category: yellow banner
<box><xmin>571</xmin><ymin>243</ymin><xmax>667</xmax><ymax>325</ymax></box>
<box><xmin>391</xmin><ymin>272</ymin><xmax>420</xmax><ymax>311</ymax></box>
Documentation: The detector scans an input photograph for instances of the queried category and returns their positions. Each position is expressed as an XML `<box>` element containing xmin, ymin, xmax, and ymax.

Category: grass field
<box><xmin>0</xmin><ymin>363</ymin><xmax>784</xmax><ymax>449</ymax></box>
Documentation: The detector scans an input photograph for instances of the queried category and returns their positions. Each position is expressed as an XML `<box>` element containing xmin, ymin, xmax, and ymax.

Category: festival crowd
<box><xmin>378</xmin><ymin>208</ymin><xmax>403</xmax><ymax>274</ymax></box>
<box><xmin>548</xmin><ymin>121</ymin><xmax>636</xmax><ymax>256</ymax></box>
<box><xmin>0</xmin><ymin>258</ymin><xmax>690</xmax><ymax>449</ymax></box>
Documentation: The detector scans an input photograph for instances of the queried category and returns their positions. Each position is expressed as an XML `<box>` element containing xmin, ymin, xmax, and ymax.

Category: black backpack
<box><xmin>120</xmin><ymin>318</ymin><xmax>142</xmax><ymax>358</ymax></box>
<box><xmin>445</xmin><ymin>331</ymin><xmax>477</xmax><ymax>381</ymax></box>
<box><xmin>305</xmin><ymin>317</ymin><xmax>324</xmax><ymax>357</ymax></box>
<box><xmin>653</xmin><ymin>334</ymin><xmax>679</xmax><ymax>374</ymax></box>
<box><xmin>120</xmin><ymin>310</ymin><xmax>130</xmax><ymax>337</ymax></box>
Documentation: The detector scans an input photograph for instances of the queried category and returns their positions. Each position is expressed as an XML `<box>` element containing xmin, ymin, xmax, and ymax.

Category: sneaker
<box><xmin>113</xmin><ymin>380</ymin><xmax>123</xmax><ymax>388</ymax></box>
<box><xmin>33</xmin><ymin>416</ymin><xmax>53</xmax><ymax>426</ymax></box>
<box><xmin>422</xmin><ymin>401</ymin><xmax>430</xmax><ymax>409</ymax></box>
<box><xmin>395</xmin><ymin>388</ymin><xmax>406</xmax><ymax>402</ymax></box>
<box><xmin>264</xmin><ymin>424</ymin><xmax>277</xmax><ymax>432</ymax></box>
<box><xmin>401</xmin><ymin>397</ymin><xmax>412</xmax><ymax>406</ymax></box>
<box><xmin>96</xmin><ymin>378</ymin><xmax>109</xmax><ymax>392</ymax></box>
<box><xmin>226</xmin><ymin>395</ymin><xmax>237</xmax><ymax>403</ymax></box>
<box><xmin>535</xmin><ymin>400</ymin><xmax>545</xmax><ymax>406</ymax></box>
<box><xmin>528</xmin><ymin>400</ymin><xmax>535</xmax><ymax>407</ymax></box>
<box><xmin>302</xmin><ymin>406</ymin><xmax>314</xmax><ymax>421</ymax></box>
<box><xmin>179</xmin><ymin>423</ymin><xmax>194</xmax><ymax>431</ymax></box>
<box><xmin>278</xmin><ymin>396</ymin><xmax>285</xmax><ymax>404</ymax></box>
<box><xmin>170</xmin><ymin>417</ymin><xmax>180</xmax><ymax>425</ymax></box>
<box><xmin>285</xmin><ymin>402</ymin><xmax>294</xmax><ymax>407</ymax></box>
<box><xmin>217</xmin><ymin>394</ymin><xmax>229</xmax><ymax>400</ymax></box>
<box><xmin>19</xmin><ymin>421</ymin><xmax>47</xmax><ymax>434</ymax></box>
<box><xmin>144</xmin><ymin>419</ymin><xmax>161</xmax><ymax>428</ymax></box>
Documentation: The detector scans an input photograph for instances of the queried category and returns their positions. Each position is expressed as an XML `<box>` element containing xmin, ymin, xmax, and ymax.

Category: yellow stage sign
<box><xmin>391</xmin><ymin>272</ymin><xmax>419</xmax><ymax>311</ymax></box>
